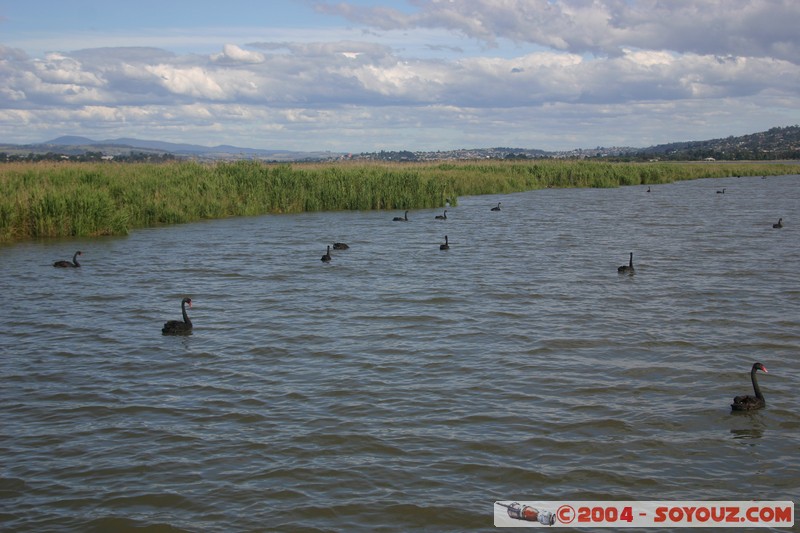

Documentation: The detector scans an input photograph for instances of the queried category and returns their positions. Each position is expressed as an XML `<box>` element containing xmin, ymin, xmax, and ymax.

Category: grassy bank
<box><xmin>0</xmin><ymin>159</ymin><xmax>794</xmax><ymax>243</ymax></box>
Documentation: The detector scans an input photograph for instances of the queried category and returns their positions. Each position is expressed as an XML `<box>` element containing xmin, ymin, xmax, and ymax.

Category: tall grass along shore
<box><xmin>0</xmin><ymin>159</ymin><xmax>794</xmax><ymax>243</ymax></box>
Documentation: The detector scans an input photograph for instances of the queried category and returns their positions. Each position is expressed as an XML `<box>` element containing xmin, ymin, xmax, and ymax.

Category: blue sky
<box><xmin>1</xmin><ymin>0</ymin><xmax>799</xmax><ymax>152</ymax></box>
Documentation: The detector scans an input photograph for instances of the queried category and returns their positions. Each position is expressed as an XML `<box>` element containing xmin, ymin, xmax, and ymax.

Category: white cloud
<box><xmin>211</xmin><ymin>44</ymin><xmax>265</xmax><ymax>64</ymax></box>
<box><xmin>0</xmin><ymin>1</ymin><xmax>798</xmax><ymax>150</ymax></box>
<box><xmin>0</xmin><ymin>45</ymin><xmax>29</xmax><ymax>62</ymax></box>
<box><xmin>147</xmin><ymin>64</ymin><xmax>228</xmax><ymax>100</ymax></box>
<box><xmin>316</xmin><ymin>0</ymin><xmax>800</xmax><ymax>61</ymax></box>
<box><xmin>33</xmin><ymin>54</ymin><xmax>105</xmax><ymax>86</ymax></box>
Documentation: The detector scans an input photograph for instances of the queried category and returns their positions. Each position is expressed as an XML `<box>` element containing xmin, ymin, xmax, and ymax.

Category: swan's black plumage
<box><xmin>435</xmin><ymin>210</ymin><xmax>447</xmax><ymax>220</ymax></box>
<box><xmin>617</xmin><ymin>252</ymin><xmax>635</xmax><ymax>274</ymax></box>
<box><xmin>440</xmin><ymin>235</ymin><xmax>449</xmax><ymax>250</ymax></box>
<box><xmin>54</xmin><ymin>251</ymin><xmax>82</xmax><ymax>268</ymax></box>
<box><xmin>393</xmin><ymin>210</ymin><xmax>409</xmax><ymax>221</ymax></box>
<box><xmin>333</xmin><ymin>242</ymin><xmax>349</xmax><ymax>250</ymax></box>
<box><xmin>731</xmin><ymin>362</ymin><xmax>768</xmax><ymax>411</ymax></box>
<box><xmin>162</xmin><ymin>297</ymin><xmax>193</xmax><ymax>335</ymax></box>
<box><xmin>491</xmin><ymin>202</ymin><xmax>501</xmax><ymax>211</ymax></box>
<box><xmin>321</xmin><ymin>245</ymin><xmax>332</xmax><ymax>262</ymax></box>
<box><xmin>773</xmin><ymin>218</ymin><xmax>783</xmax><ymax>228</ymax></box>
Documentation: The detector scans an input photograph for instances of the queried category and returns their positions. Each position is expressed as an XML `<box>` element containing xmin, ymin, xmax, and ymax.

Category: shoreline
<box><xmin>1</xmin><ymin>159</ymin><xmax>796</xmax><ymax>244</ymax></box>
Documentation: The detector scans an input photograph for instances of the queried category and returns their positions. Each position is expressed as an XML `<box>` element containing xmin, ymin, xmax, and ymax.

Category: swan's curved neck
<box><xmin>182</xmin><ymin>301</ymin><xmax>192</xmax><ymax>326</ymax></box>
<box><xmin>72</xmin><ymin>252</ymin><xmax>81</xmax><ymax>267</ymax></box>
<box><xmin>751</xmin><ymin>367</ymin><xmax>764</xmax><ymax>400</ymax></box>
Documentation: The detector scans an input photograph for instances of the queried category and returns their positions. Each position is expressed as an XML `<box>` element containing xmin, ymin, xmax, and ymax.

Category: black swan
<box><xmin>54</xmin><ymin>251</ymin><xmax>82</xmax><ymax>268</ymax></box>
<box><xmin>440</xmin><ymin>235</ymin><xmax>450</xmax><ymax>250</ymax></box>
<box><xmin>491</xmin><ymin>202</ymin><xmax>502</xmax><ymax>211</ymax></box>
<box><xmin>647</xmin><ymin>186</ymin><xmax>651</xmax><ymax>192</ymax></box>
<box><xmin>162</xmin><ymin>297</ymin><xmax>193</xmax><ymax>335</ymax></box>
<box><xmin>773</xmin><ymin>218</ymin><xmax>783</xmax><ymax>228</ymax></box>
<box><xmin>435</xmin><ymin>210</ymin><xmax>448</xmax><ymax>220</ymax></box>
<box><xmin>731</xmin><ymin>362</ymin><xmax>768</xmax><ymax>411</ymax></box>
<box><xmin>321</xmin><ymin>245</ymin><xmax>332</xmax><ymax>262</ymax></box>
<box><xmin>333</xmin><ymin>242</ymin><xmax>349</xmax><ymax>250</ymax></box>
<box><xmin>393</xmin><ymin>210</ymin><xmax>409</xmax><ymax>221</ymax></box>
<box><xmin>716</xmin><ymin>188</ymin><xmax>725</xmax><ymax>194</ymax></box>
<box><xmin>617</xmin><ymin>252</ymin><xmax>635</xmax><ymax>274</ymax></box>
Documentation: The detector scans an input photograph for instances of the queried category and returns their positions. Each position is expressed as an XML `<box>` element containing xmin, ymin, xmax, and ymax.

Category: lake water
<box><xmin>1</xmin><ymin>174</ymin><xmax>798</xmax><ymax>531</ymax></box>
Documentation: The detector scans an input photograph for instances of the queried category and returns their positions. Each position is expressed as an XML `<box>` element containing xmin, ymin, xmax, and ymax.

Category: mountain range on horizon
<box><xmin>1</xmin><ymin>125</ymin><xmax>799</xmax><ymax>161</ymax></box>
<box><xmin>42</xmin><ymin>135</ymin><xmax>327</xmax><ymax>158</ymax></box>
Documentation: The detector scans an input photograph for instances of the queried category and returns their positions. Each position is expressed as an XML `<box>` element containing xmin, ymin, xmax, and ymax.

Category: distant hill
<box><xmin>0</xmin><ymin>136</ymin><xmax>340</xmax><ymax>162</ymax></box>
<box><xmin>1</xmin><ymin>126</ymin><xmax>798</xmax><ymax>162</ymax></box>
<box><xmin>43</xmin><ymin>136</ymin><xmax>337</xmax><ymax>161</ymax></box>
<box><xmin>626</xmin><ymin>125</ymin><xmax>800</xmax><ymax>161</ymax></box>
<box><xmin>344</xmin><ymin>125</ymin><xmax>800</xmax><ymax>161</ymax></box>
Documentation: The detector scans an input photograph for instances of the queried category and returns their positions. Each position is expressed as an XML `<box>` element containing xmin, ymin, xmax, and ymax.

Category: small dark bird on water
<box><xmin>162</xmin><ymin>297</ymin><xmax>193</xmax><ymax>335</ymax></box>
<box><xmin>333</xmin><ymin>242</ymin><xmax>349</xmax><ymax>250</ymax></box>
<box><xmin>321</xmin><ymin>245</ymin><xmax>332</xmax><ymax>262</ymax></box>
<box><xmin>731</xmin><ymin>362</ymin><xmax>768</xmax><ymax>411</ymax></box>
<box><xmin>772</xmin><ymin>218</ymin><xmax>783</xmax><ymax>228</ymax></box>
<box><xmin>435</xmin><ymin>210</ymin><xmax>447</xmax><ymax>220</ymax></box>
<box><xmin>54</xmin><ymin>251</ymin><xmax>82</xmax><ymax>268</ymax></box>
<box><xmin>717</xmin><ymin>188</ymin><xmax>725</xmax><ymax>194</ymax></box>
<box><xmin>440</xmin><ymin>235</ymin><xmax>450</xmax><ymax>250</ymax></box>
<box><xmin>393</xmin><ymin>210</ymin><xmax>409</xmax><ymax>221</ymax></box>
<box><xmin>491</xmin><ymin>202</ymin><xmax>502</xmax><ymax>211</ymax></box>
<box><xmin>618</xmin><ymin>252</ymin><xmax>635</xmax><ymax>274</ymax></box>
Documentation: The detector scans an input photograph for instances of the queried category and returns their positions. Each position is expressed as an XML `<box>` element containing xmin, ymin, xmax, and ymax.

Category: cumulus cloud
<box><xmin>0</xmin><ymin>1</ymin><xmax>798</xmax><ymax>150</ymax></box>
<box><xmin>314</xmin><ymin>0</ymin><xmax>800</xmax><ymax>61</ymax></box>
<box><xmin>33</xmin><ymin>53</ymin><xmax>105</xmax><ymax>86</ymax></box>
<box><xmin>147</xmin><ymin>64</ymin><xmax>228</xmax><ymax>100</ymax></box>
<box><xmin>211</xmin><ymin>44</ymin><xmax>265</xmax><ymax>64</ymax></box>
<box><xmin>1</xmin><ymin>35</ymin><xmax>797</xmax><ymax>147</ymax></box>
<box><xmin>0</xmin><ymin>45</ymin><xmax>29</xmax><ymax>62</ymax></box>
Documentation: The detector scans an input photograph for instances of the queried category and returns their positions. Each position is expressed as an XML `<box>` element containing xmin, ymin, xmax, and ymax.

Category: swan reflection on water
<box><xmin>730</xmin><ymin>427</ymin><xmax>765</xmax><ymax>440</ymax></box>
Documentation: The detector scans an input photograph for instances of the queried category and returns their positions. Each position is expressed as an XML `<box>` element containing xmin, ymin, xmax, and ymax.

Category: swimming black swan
<box><xmin>435</xmin><ymin>210</ymin><xmax>448</xmax><ymax>220</ymax></box>
<box><xmin>53</xmin><ymin>251</ymin><xmax>82</xmax><ymax>268</ymax></box>
<box><xmin>491</xmin><ymin>202</ymin><xmax>502</xmax><ymax>211</ymax></box>
<box><xmin>162</xmin><ymin>297</ymin><xmax>193</xmax><ymax>335</ymax></box>
<box><xmin>333</xmin><ymin>242</ymin><xmax>349</xmax><ymax>250</ymax></box>
<box><xmin>617</xmin><ymin>252</ymin><xmax>635</xmax><ymax>274</ymax></box>
<box><xmin>393</xmin><ymin>210</ymin><xmax>409</xmax><ymax>221</ymax></box>
<box><xmin>440</xmin><ymin>235</ymin><xmax>449</xmax><ymax>250</ymax></box>
<box><xmin>647</xmin><ymin>186</ymin><xmax>651</xmax><ymax>193</ymax></box>
<box><xmin>773</xmin><ymin>218</ymin><xmax>783</xmax><ymax>228</ymax></box>
<box><xmin>321</xmin><ymin>245</ymin><xmax>332</xmax><ymax>262</ymax></box>
<box><xmin>731</xmin><ymin>362</ymin><xmax>768</xmax><ymax>411</ymax></box>
<box><xmin>716</xmin><ymin>188</ymin><xmax>725</xmax><ymax>194</ymax></box>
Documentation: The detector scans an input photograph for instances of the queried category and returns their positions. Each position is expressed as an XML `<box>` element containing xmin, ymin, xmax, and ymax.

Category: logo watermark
<box><xmin>494</xmin><ymin>501</ymin><xmax>794</xmax><ymax>528</ymax></box>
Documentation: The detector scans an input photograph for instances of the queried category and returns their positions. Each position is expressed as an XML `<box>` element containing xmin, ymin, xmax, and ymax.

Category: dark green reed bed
<box><xmin>0</xmin><ymin>159</ymin><xmax>794</xmax><ymax>243</ymax></box>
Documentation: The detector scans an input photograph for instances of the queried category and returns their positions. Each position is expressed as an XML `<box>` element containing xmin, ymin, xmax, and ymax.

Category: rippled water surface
<box><xmin>2</xmin><ymin>175</ymin><xmax>799</xmax><ymax>531</ymax></box>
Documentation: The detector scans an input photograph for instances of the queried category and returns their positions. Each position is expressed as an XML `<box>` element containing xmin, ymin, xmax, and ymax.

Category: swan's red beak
<box><xmin>762</xmin><ymin>366</ymin><xmax>768</xmax><ymax>373</ymax></box>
